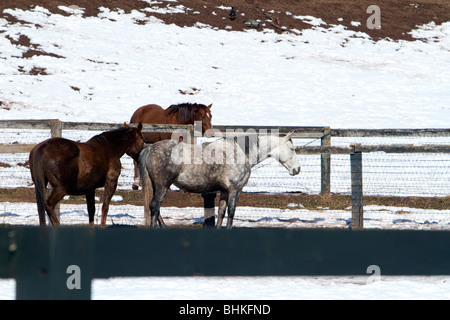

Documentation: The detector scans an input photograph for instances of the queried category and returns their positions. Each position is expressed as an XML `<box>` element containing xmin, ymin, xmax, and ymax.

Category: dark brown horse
<box><xmin>129</xmin><ymin>103</ymin><xmax>213</xmax><ymax>189</ymax></box>
<box><xmin>29</xmin><ymin>123</ymin><xmax>143</xmax><ymax>227</ymax></box>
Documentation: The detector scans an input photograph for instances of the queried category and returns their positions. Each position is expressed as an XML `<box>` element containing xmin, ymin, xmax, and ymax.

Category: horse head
<box><xmin>193</xmin><ymin>103</ymin><xmax>213</xmax><ymax>133</ymax></box>
<box><xmin>268</xmin><ymin>132</ymin><xmax>301</xmax><ymax>176</ymax></box>
<box><xmin>124</xmin><ymin>122</ymin><xmax>144</xmax><ymax>162</ymax></box>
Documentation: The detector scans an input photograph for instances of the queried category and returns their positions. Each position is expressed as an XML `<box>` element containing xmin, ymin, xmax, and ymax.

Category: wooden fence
<box><xmin>1</xmin><ymin>120</ymin><xmax>449</xmax><ymax>195</ymax></box>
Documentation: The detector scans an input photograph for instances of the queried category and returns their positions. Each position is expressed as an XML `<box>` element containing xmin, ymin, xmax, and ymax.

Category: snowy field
<box><xmin>1</xmin><ymin>4</ymin><xmax>450</xmax><ymax>299</ymax></box>
<box><xmin>2</xmin><ymin>202</ymin><xmax>450</xmax><ymax>230</ymax></box>
<box><xmin>0</xmin><ymin>6</ymin><xmax>449</xmax><ymax>128</ymax></box>
<box><xmin>2</xmin><ymin>276</ymin><xmax>450</xmax><ymax>300</ymax></box>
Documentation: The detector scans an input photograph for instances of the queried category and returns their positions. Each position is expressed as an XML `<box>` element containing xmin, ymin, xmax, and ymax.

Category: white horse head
<box><xmin>264</xmin><ymin>132</ymin><xmax>301</xmax><ymax>176</ymax></box>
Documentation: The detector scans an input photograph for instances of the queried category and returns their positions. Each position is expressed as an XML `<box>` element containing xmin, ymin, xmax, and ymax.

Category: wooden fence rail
<box><xmin>331</xmin><ymin>128</ymin><xmax>450</xmax><ymax>138</ymax></box>
<box><xmin>0</xmin><ymin>120</ymin><xmax>195</xmax><ymax>154</ymax></box>
<box><xmin>0</xmin><ymin>119</ymin><xmax>195</xmax><ymax>132</ymax></box>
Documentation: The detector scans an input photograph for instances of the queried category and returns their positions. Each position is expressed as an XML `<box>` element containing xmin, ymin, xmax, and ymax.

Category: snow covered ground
<box><xmin>2</xmin><ymin>202</ymin><xmax>450</xmax><ymax>230</ymax></box>
<box><xmin>2</xmin><ymin>200</ymin><xmax>450</xmax><ymax>300</ymax></box>
<box><xmin>1</xmin><ymin>5</ymin><xmax>450</xmax><ymax>299</ymax></box>
<box><xmin>3</xmin><ymin>275</ymin><xmax>450</xmax><ymax>300</ymax></box>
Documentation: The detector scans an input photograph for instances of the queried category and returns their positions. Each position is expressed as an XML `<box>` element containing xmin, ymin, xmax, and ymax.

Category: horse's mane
<box><xmin>166</xmin><ymin>103</ymin><xmax>203</xmax><ymax>123</ymax></box>
<box><xmin>89</xmin><ymin>127</ymin><xmax>133</xmax><ymax>145</ymax></box>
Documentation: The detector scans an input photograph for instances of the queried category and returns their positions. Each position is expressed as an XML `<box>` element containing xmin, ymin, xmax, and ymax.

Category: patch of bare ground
<box><xmin>1</xmin><ymin>0</ymin><xmax>450</xmax><ymax>41</ymax></box>
<box><xmin>2</xmin><ymin>188</ymin><xmax>449</xmax><ymax>211</ymax></box>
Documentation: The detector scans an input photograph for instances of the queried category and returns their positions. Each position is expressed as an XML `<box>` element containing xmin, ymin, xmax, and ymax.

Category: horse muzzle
<box><xmin>290</xmin><ymin>167</ymin><xmax>301</xmax><ymax>176</ymax></box>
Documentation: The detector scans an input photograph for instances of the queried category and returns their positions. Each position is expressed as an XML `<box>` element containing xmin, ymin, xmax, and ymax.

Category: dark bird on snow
<box><xmin>229</xmin><ymin>7</ymin><xmax>236</xmax><ymax>21</ymax></box>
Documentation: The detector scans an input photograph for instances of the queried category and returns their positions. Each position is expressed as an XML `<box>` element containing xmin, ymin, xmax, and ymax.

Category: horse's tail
<box><xmin>139</xmin><ymin>149</ymin><xmax>153</xmax><ymax>227</ymax></box>
<box><xmin>29</xmin><ymin>147</ymin><xmax>47</xmax><ymax>226</ymax></box>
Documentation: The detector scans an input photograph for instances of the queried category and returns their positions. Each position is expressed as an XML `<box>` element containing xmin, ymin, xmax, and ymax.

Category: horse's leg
<box><xmin>132</xmin><ymin>160</ymin><xmax>140</xmax><ymax>190</ymax></box>
<box><xmin>100</xmin><ymin>177</ymin><xmax>118</xmax><ymax>227</ymax></box>
<box><xmin>150</xmin><ymin>185</ymin><xmax>169</xmax><ymax>228</ymax></box>
<box><xmin>45</xmin><ymin>186</ymin><xmax>66</xmax><ymax>226</ymax></box>
<box><xmin>158</xmin><ymin>213</ymin><xmax>166</xmax><ymax>228</ymax></box>
<box><xmin>216</xmin><ymin>191</ymin><xmax>228</xmax><ymax>228</ymax></box>
<box><xmin>226</xmin><ymin>190</ymin><xmax>241</xmax><ymax>229</ymax></box>
<box><xmin>86</xmin><ymin>190</ymin><xmax>96</xmax><ymax>226</ymax></box>
<box><xmin>143</xmin><ymin>187</ymin><xmax>165</xmax><ymax>228</ymax></box>
<box><xmin>150</xmin><ymin>198</ymin><xmax>161</xmax><ymax>228</ymax></box>
<box><xmin>150</xmin><ymin>198</ymin><xmax>166</xmax><ymax>228</ymax></box>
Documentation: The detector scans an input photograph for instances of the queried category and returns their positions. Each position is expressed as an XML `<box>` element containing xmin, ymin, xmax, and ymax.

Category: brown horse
<box><xmin>129</xmin><ymin>103</ymin><xmax>213</xmax><ymax>189</ymax></box>
<box><xmin>29</xmin><ymin>123</ymin><xmax>143</xmax><ymax>227</ymax></box>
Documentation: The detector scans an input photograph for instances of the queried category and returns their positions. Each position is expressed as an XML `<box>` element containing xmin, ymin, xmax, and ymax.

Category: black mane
<box><xmin>90</xmin><ymin>127</ymin><xmax>133</xmax><ymax>145</ymax></box>
<box><xmin>166</xmin><ymin>103</ymin><xmax>203</xmax><ymax>123</ymax></box>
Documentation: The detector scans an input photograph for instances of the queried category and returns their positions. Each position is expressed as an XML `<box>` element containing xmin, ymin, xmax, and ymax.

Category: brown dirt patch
<box><xmin>1</xmin><ymin>0</ymin><xmax>450</xmax><ymax>41</ymax></box>
<box><xmin>2</xmin><ymin>187</ymin><xmax>449</xmax><ymax>211</ymax></box>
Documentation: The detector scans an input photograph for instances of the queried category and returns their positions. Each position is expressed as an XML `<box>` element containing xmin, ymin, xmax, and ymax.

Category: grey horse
<box><xmin>139</xmin><ymin>132</ymin><xmax>300</xmax><ymax>228</ymax></box>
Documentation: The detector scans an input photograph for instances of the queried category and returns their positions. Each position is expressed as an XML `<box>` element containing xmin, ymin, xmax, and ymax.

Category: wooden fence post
<box><xmin>320</xmin><ymin>127</ymin><xmax>331</xmax><ymax>195</ymax></box>
<box><xmin>350</xmin><ymin>144</ymin><xmax>363</xmax><ymax>230</ymax></box>
<box><xmin>50</xmin><ymin>120</ymin><xmax>62</xmax><ymax>139</ymax></box>
<box><xmin>186</xmin><ymin>124</ymin><xmax>195</xmax><ymax>145</ymax></box>
<box><xmin>14</xmin><ymin>227</ymin><xmax>94</xmax><ymax>300</ymax></box>
<box><xmin>194</xmin><ymin>121</ymin><xmax>202</xmax><ymax>145</ymax></box>
<box><xmin>50</xmin><ymin>120</ymin><xmax>63</xmax><ymax>222</ymax></box>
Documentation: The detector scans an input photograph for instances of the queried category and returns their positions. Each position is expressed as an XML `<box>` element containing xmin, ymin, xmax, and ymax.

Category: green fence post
<box><xmin>14</xmin><ymin>227</ymin><xmax>94</xmax><ymax>300</ymax></box>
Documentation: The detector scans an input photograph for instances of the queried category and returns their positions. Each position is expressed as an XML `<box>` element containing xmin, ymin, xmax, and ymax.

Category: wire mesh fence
<box><xmin>329</xmin><ymin>152</ymin><xmax>450</xmax><ymax>197</ymax></box>
<box><xmin>331</xmin><ymin>136</ymin><xmax>450</xmax><ymax>197</ymax></box>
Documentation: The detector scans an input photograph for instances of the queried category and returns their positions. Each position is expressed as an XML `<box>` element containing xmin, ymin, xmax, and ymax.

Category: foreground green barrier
<box><xmin>1</xmin><ymin>227</ymin><xmax>450</xmax><ymax>299</ymax></box>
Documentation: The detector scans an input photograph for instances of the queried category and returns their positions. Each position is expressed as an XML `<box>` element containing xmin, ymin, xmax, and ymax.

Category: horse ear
<box><xmin>207</xmin><ymin>104</ymin><xmax>212</xmax><ymax>109</ymax></box>
<box><xmin>284</xmin><ymin>131</ymin><xmax>294</xmax><ymax>140</ymax></box>
<box><xmin>124</xmin><ymin>122</ymin><xmax>130</xmax><ymax>128</ymax></box>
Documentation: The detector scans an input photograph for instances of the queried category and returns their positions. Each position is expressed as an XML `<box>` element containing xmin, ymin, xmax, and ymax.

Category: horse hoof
<box><xmin>132</xmin><ymin>185</ymin><xmax>139</xmax><ymax>190</ymax></box>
